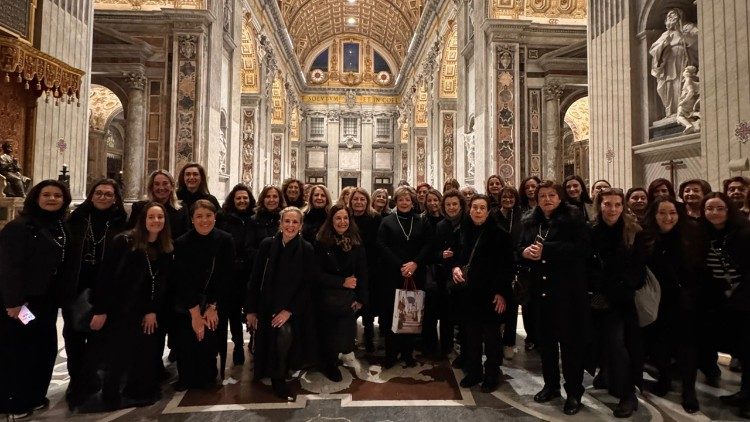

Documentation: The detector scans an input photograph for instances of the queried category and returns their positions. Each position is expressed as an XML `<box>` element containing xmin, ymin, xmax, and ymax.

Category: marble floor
<box><xmin>18</xmin><ymin>314</ymin><xmax>748</xmax><ymax>421</ymax></box>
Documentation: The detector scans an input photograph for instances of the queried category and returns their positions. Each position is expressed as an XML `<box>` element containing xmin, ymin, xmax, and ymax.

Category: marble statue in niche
<box><xmin>464</xmin><ymin>115</ymin><xmax>476</xmax><ymax>183</ymax></box>
<box><xmin>0</xmin><ymin>141</ymin><xmax>31</xmax><ymax>197</ymax></box>
<box><xmin>677</xmin><ymin>66</ymin><xmax>700</xmax><ymax>134</ymax></box>
<box><xmin>649</xmin><ymin>8</ymin><xmax>699</xmax><ymax>118</ymax></box>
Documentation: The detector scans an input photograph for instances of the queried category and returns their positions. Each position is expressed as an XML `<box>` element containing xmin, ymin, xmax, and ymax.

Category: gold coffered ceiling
<box><xmin>279</xmin><ymin>0</ymin><xmax>425</xmax><ymax>69</ymax></box>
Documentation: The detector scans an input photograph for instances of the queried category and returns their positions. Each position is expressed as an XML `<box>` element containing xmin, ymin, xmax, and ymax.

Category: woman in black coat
<box><xmin>452</xmin><ymin>195</ymin><xmax>514</xmax><ymax>393</ymax></box>
<box><xmin>349</xmin><ymin>188</ymin><xmax>383</xmax><ymax>352</ymax></box>
<box><xmin>699</xmin><ymin>193</ymin><xmax>750</xmax><ymax>418</ymax></box>
<box><xmin>217</xmin><ymin>184</ymin><xmax>256</xmax><ymax>366</ymax></box>
<box><xmin>421</xmin><ymin>189</ymin><xmax>445</xmax><ymax>357</ymax></box>
<box><xmin>519</xmin><ymin>180</ymin><xmax>590</xmax><ymax>416</ymax></box>
<box><xmin>563</xmin><ymin>175</ymin><xmax>596</xmax><ymax>223</ymax></box>
<box><xmin>302</xmin><ymin>185</ymin><xmax>332</xmax><ymax>243</ymax></box>
<box><xmin>314</xmin><ymin>204</ymin><xmax>368</xmax><ymax>381</ymax></box>
<box><xmin>0</xmin><ymin>180</ymin><xmax>72</xmax><ymax>418</ymax></box>
<box><xmin>434</xmin><ymin>190</ymin><xmax>466</xmax><ymax>364</ymax></box>
<box><xmin>172</xmin><ymin>199</ymin><xmax>235</xmax><ymax>390</ymax></box>
<box><xmin>245</xmin><ymin>207</ymin><xmax>318</xmax><ymax>400</ymax></box>
<box><xmin>589</xmin><ymin>189</ymin><xmax>645</xmax><ymax>418</ymax></box>
<box><xmin>376</xmin><ymin>186</ymin><xmax>433</xmax><ymax>368</ymax></box>
<box><xmin>282</xmin><ymin>178</ymin><xmax>305</xmax><ymax>208</ymax></box>
<box><xmin>493</xmin><ymin>186</ymin><xmax>523</xmax><ymax>360</ymax></box>
<box><xmin>127</xmin><ymin>170</ymin><xmax>188</xmax><ymax>239</ymax></box>
<box><xmin>63</xmin><ymin>179</ymin><xmax>127</xmax><ymax>409</ymax></box>
<box><xmin>638</xmin><ymin>196</ymin><xmax>702</xmax><ymax>414</ymax></box>
<box><xmin>249</xmin><ymin>185</ymin><xmax>285</xmax><ymax>253</ymax></box>
<box><xmin>93</xmin><ymin>202</ymin><xmax>172</xmax><ymax>409</ymax></box>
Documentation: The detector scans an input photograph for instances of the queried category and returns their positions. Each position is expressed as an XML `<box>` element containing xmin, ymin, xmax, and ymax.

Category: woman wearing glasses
<box><xmin>519</xmin><ymin>181</ymin><xmax>590</xmax><ymax>416</ymax></box>
<box><xmin>699</xmin><ymin>193</ymin><xmax>750</xmax><ymax>418</ymax></box>
<box><xmin>63</xmin><ymin>179</ymin><xmax>128</xmax><ymax>410</ymax></box>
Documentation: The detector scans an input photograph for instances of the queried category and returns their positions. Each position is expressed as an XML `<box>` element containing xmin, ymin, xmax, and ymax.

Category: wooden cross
<box><xmin>660</xmin><ymin>159</ymin><xmax>684</xmax><ymax>187</ymax></box>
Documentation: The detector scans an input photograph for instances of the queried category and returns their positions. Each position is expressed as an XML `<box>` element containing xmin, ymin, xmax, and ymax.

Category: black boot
<box><xmin>233</xmin><ymin>344</ymin><xmax>245</xmax><ymax>365</ymax></box>
<box><xmin>613</xmin><ymin>395</ymin><xmax>638</xmax><ymax>418</ymax></box>
<box><xmin>272</xmin><ymin>378</ymin><xmax>293</xmax><ymax>401</ymax></box>
<box><xmin>534</xmin><ymin>385</ymin><xmax>561</xmax><ymax>403</ymax></box>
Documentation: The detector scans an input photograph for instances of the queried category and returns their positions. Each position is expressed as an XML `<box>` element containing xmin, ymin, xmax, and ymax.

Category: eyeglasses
<box><xmin>705</xmin><ymin>206</ymin><xmax>727</xmax><ymax>213</ymax></box>
<box><xmin>94</xmin><ymin>191</ymin><xmax>115</xmax><ymax>199</ymax></box>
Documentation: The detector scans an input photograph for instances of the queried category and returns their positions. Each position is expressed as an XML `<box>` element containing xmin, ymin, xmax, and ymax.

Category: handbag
<box><xmin>69</xmin><ymin>288</ymin><xmax>93</xmax><ymax>332</ymax></box>
<box><xmin>634</xmin><ymin>266</ymin><xmax>661</xmax><ymax>327</ymax></box>
<box><xmin>451</xmin><ymin>231</ymin><xmax>484</xmax><ymax>293</ymax></box>
<box><xmin>391</xmin><ymin>276</ymin><xmax>425</xmax><ymax>334</ymax></box>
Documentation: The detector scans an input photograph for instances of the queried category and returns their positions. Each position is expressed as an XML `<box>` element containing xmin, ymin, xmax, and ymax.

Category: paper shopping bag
<box><xmin>391</xmin><ymin>277</ymin><xmax>425</xmax><ymax>334</ymax></box>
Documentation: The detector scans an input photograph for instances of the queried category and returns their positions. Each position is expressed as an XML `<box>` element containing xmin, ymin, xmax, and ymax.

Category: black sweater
<box><xmin>172</xmin><ymin>229</ymin><xmax>235</xmax><ymax>312</ymax></box>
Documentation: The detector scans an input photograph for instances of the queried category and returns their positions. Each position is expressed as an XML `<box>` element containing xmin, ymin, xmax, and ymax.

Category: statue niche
<box><xmin>0</xmin><ymin>140</ymin><xmax>32</xmax><ymax>197</ymax></box>
<box><xmin>648</xmin><ymin>8</ymin><xmax>699</xmax><ymax>120</ymax></box>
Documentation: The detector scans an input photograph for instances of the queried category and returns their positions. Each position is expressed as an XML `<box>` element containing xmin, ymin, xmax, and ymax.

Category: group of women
<box><xmin>0</xmin><ymin>167</ymin><xmax>748</xmax><ymax>420</ymax></box>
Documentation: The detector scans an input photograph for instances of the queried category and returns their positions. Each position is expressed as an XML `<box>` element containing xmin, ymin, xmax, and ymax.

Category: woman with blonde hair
<box><xmin>128</xmin><ymin>170</ymin><xmax>188</xmax><ymax>238</ymax></box>
<box><xmin>302</xmin><ymin>185</ymin><xmax>333</xmax><ymax>243</ymax></box>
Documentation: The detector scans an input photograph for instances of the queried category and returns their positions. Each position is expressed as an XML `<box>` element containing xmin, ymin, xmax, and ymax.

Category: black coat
<box><xmin>172</xmin><ymin>229</ymin><xmax>235</xmax><ymax>313</ymax></box>
<box><xmin>494</xmin><ymin>207</ymin><xmax>523</xmax><ymax>248</ymax></box>
<box><xmin>352</xmin><ymin>212</ymin><xmax>382</xmax><ymax>307</ymax></box>
<box><xmin>518</xmin><ymin>204</ymin><xmax>591</xmax><ymax>342</ymax></box>
<box><xmin>432</xmin><ymin>217</ymin><xmax>462</xmax><ymax>287</ymax></box>
<box><xmin>315</xmin><ymin>241</ymin><xmax>369</xmax><ymax>309</ymax></box>
<box><xmin>376</xmin><ymin>210</ymin><xmax>434</xmax><ymax>291</ymax></box>
<box><xmin>177</xmin><ymin>189</ymin><xmax>221</xmax><ymax>214</ymax></box>
<box><xmin>454</xmin><ymin>218</ymin><xmax>514</xmax><ymax>322</ymax></box>
<box><xmin>217</xmin><ymin>210</ymin><xmax>254</xmax><ymax>304</ymax></box>
<box><xmin>0</xmin><ymin>213</ymin><xmax>71</xmax><ymax>308</ymax></box>
<box><xmin>248</xmin><ymin>210</ymin><xmax>280</xmax><ymax>251</ymax></box>
<box><xmin>589</xmin><ymin>219</ymin><xmax>646</xmax><ymax>309</ymax></box>
<box><xmin>65</xmin><ymin>204</ymin><xmax>127</xmax><ymax>302</ymax></box>
<box><xmin>92</xmin><ymin>234</ymin><xmax>170</xmax><ymax>318</ymax></box>
<box><xmin>245</xmin><ymin>233</ymin><xmax>318</xmax><ymax>376</ymax></box>
<box><xmin>302</xmin><ymin>207</ymin><xmax>327</xmax><ymax>244</ymax></box>
<box><xmin>127</xmin><ymin>200</ymin><xmax>188</xmax><ymax>239</ymax></box>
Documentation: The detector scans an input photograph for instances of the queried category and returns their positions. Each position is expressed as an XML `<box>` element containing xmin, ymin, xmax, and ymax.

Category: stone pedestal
<box><xmin>649</xmin><ymin>116</ymin><xmax>684</xmax><ymax>140</ymax></box>
<box><xmin>0</xmin><ymin>197</ymin><xmax>25</xmax><ymax>231</ymax></box>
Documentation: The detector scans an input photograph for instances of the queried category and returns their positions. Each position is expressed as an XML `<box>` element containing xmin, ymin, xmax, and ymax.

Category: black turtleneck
<box><xmin>173</xmin><ymin>228</ymin><xmax>235</xmax><ymax>311</ymax></box>
<box><xmin>302</xmin><ymin>207</ymin><xmax>327</xmax><ymax>243</ymax></box>
<box><xmin>177</xmin><ymin>188</ymin><xmax>220</xmax><ymax>213</ymax></box>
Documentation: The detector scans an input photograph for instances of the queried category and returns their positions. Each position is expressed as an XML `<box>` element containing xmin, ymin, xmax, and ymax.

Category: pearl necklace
<box><xmin>51</xmin><ymin>220</ymin><xmax>66</xmax><ymax>262</ymax></box>
<box><xmin>144</xmin><ymin>251</ymin><xmax>157</xmax><ymax>301</ymax></box>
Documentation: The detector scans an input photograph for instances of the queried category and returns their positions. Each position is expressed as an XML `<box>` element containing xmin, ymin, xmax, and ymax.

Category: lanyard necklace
<box><xmin>396</xmin><ymin>214</ymin><xmax>414</xmax><ymax>241</ymax></box>
<box><xmin>144</xmin><ymin>251</ymin><xmax>157</xmax><ymax>301</ymax></box>
<box><xmin>84</xmin><ymin>216</ymin><xmax>109</xmax><ymax>264</ymax></box>
<box><xmin>51</xmin><ymin>220</ymin><xmax>67</xmax><ymax>262</ymax></box>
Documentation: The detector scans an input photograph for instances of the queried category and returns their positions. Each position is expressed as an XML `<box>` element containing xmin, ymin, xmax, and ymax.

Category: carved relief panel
<box><xmin>495</xmin><ymin>45</ymin><xmax>518</xmax><ymax>184</ymax></box>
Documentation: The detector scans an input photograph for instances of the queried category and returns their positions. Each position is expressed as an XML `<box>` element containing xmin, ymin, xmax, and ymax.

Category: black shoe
<box><xmin>534</xmin><ymin>385</ymin><xmax>561</xmax><ymax>403</ymax></box>
<box><xmin>271</xmin><ymin>378</ymin><xmax>293</xmax><ymax>401</ymax></box>
<box><xmin>9</xmin><ymin>410</ymin><xmax>33</xmax><ymax>420</ymax></box>
<box><xmin>705</xmin><ymin>375</ymin><xmax>720</xmax><ymax>388</ymax></box>
<box><xmin>648</xmin><ymin>379</ymin><xmax>670</xmax><ymax>397</ymax></box>
<box><xmin>592</xmin><ymin>373</ymin><xmax>608</xmax><ymax>389</ymax></box>
<box><xmin>564</xmin><ymin>396</ymin><xmax>583</xmax><ymax>415</ymax></box>
<box><xmin>403</xmin><ymin>357</ymin><xmax>417</xmax><ymax>368</ymax></box>
<box><xmin>32</xmin><ymin>398</ymin><xmax>50</xmax><ymax>411</ymax></box>
<box><xmin>613</xmin><ymin>396</ymin><xmax>638</xmax><ymax>418</ymax></box>
<box><xmin>172</xmin><ymin>381</ymin><xmax>188</xmax><ymax>392</ymax></box>
<box><xmin>451</xmin><ymin>355</ymin><xmax>465</xmax><ymax>369</ymax></box>
<box><xmin>480</xmin><ymin>377</ymin><xmax>499</xmax><ymax>393</ymax></box>
<box><xmin>233</xmin><ymin>346</ymin><xmax>245</xmax><ymax>365</ymax></box>
<box><xmin>383</xmin><ymin>357</ymin><xmax>397</xmax><ymax>369</ymax></box>
<box><xmin>730</xmin><ymin>357</ymin><xmax>742</xmax><ymax>373</ymax></box>
<box><xmin>322</xmin><ymin>365</ymin><xmax>343</xmax><ymax>382</ymax></box>
<box><xmin>460</xmin><ymin>375</ymin><xmax>482</xmax><ymax>388</ymax></box>
<box><xmin>721</xmin><ymin>391</ymin><xmax>749</xmax><ymax>406</ymax></box>
<box><xmin>682</xmin><ymin>395</ymin><xmax>700</xmax><ymax>414</ymax></box>
<box><xmin>740</xmin><ymin>401</ymin><xmax>750</xmax><ymax>419</ymax></box>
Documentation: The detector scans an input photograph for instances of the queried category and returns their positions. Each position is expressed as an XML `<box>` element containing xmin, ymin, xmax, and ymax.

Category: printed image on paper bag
<box><xmin>391</xmin><ymin>288</ymin><xmax>425</xmax><ymax>334</ymax></box>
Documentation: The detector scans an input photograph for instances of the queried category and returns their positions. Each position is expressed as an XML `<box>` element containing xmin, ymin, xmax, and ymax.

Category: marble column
<box><xmin>361</xmin><ymin>111</ymin><xmax>373</xmax><ymax>190</ymax></box>
<box><xmin>123</xmin><ymin>72</ymin><xmax>146</xmax><ymax>201</ymax></box>
<box><xmin>543</xmin><ymin>82</ymin><xmax>564</xmax><ymax>181</ymax></box>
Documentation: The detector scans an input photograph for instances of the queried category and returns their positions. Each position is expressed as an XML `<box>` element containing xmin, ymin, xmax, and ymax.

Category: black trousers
<box><xmin>710</xmin><ymin>309</ymin><xmax>750</xmax><ymax>392</ymax></box>
<box><xmin>603</xmin><ymin>309</ymin><xmax>643</xmax><ymax>399</ymax></box>
<box><xmin>643</xmin><ymin>308</ymin><xmax>697</xmax><ymax>398</ymax></box>
<box><xmin>539</xmin><ymin>306</ymin><xmax>585</xmax><ymax>399</ymax></box>
<box><xmin>103</xmin><ymin>314</ymin><xmax>163</xmax><ymax>401</ymax></box>
<box><xmin>174</xmin><ymin>312</ymin><xmax>218</xmax><ymax>388</ymax></box>
<box><xmin>62</xmin><ymin>310</ymin><xmax>106</xmax><ymax>400</ymax></box>
<box><xmin>422</xmin><ymin>287</ymin><xmax>453</xmax><ymax>354</ymax></box>
<box><xmin>0</xmin><ymin>297</ymin><xmax>58</xmax><ymax>413</ymax></box>
<box><xmin>465</xmin><ymin>321</ymin><xmax>503</xmax><ymax>380</ymax></box>
<box><xmin>522</xmin><ymin>297</ymin><xmax>539</xmax><ymax>345</ymax></box>
<box><xmin>218</xmin><ymin>306</ymin><xmax>244</xmax><ymax>361</ymax></box>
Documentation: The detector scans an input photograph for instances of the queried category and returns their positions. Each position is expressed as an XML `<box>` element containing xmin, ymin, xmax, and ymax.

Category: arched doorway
<box><xmin>88</xmin><ymin>84</ymin><xmax>124</xmax><ymax>190</ymax></box>
<box><xmin>563</xmin><ymin>96</ymin><xmax>590</xmax><ymax>183</ymax></box>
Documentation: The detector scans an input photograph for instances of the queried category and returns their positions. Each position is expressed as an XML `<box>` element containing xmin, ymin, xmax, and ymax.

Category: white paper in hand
<box><xmin>18</xmin><ymin>305</ymin><xmax>36</xmax><ymax>325</ymax></box>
